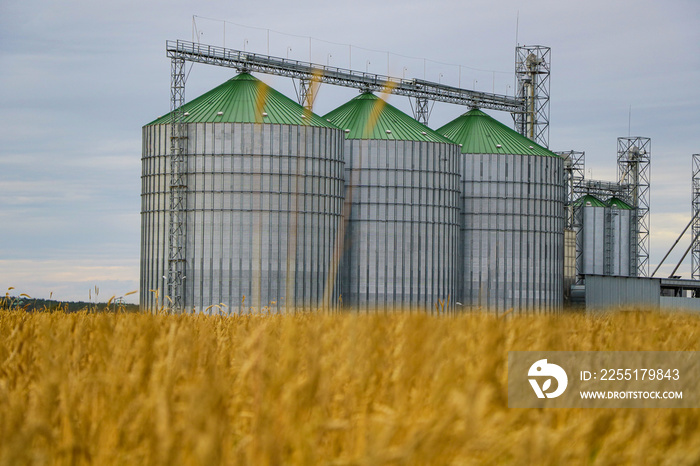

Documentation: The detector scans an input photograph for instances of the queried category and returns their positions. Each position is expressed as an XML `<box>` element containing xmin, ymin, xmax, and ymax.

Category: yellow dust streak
<box><xmin>288</xmin><ymin>69</ymin><xmax>324</xmax><ymax>311</ymax></box>
<box><xmin>234</xmin><ymin>80</ymin><xmax>266</xmax><ymax>311</ymax></box>
<box><xmin>252</xmin><ymin>194</ymin><xmax>263</xmax><ymax>311</ymax></box>
<box><xmin>361</xmin><ymin>79</ymin><xmax>397</xmax><ymax>138</ymax></box>
<box><xmin>285</xmin><ymin>135</ymin><xmax>302</xmax><ymax>312</ymax></box>
<box><xmin>324</xmin><ymin>82</ymin><xmax>400</xmax><ymax>308</ymax></box>
<box><xmin>322</xmin><ymin>200</ymin><xmax>345</xmax><ymax>311</ymax></box>
<box><xmin>322</xmin><ymin>80</ymin><xmax>401</xmax><ymax>309</ymax></box>
<box><xmin>254</xmin><ymin>79</ymin><xmax>270</xmax><ymax>123</ymax></box>
<box><xmin>249</xmin><ymin>80</ymin><xmax>271</xmax><ymax>310</ymax></box>
<box><xmin>302</xmin><ymin>67</ymin><xmax>325</xmax><ymax>121</ymax></box>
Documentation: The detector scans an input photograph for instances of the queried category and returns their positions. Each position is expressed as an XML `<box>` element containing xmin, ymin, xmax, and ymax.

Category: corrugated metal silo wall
<box><xmin>140</xmin><ymin>125</ymin><xmax>168</xmax><ymax>311</ymax></box>
<box><xmin>610</xmin><ymin>207</ymin><xmax>631</xmax><ymax>276</ymax></box>
<box><xmin>141</xmin><ymin>122</ymin><xmax>345</xmax><ymax>313</ymax></box>
<box><xmin>578</xmin><ymin>204</ymin><xmax>606</xmax><ymax>276</ymax></box>
<box><xmin>340</xmin><ymin>139</ymin><xmax>461</xmax><ymax>310</ymax></box>
<box><xmin>461</xmin><ymin>153</ymin><xmax>564</xmax><ymax>313</ymax></box>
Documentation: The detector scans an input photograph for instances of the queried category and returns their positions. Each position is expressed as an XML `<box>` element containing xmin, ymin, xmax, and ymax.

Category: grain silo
<box><xmin>324</xmin><ymin>93</ymin><xmax>461</xmax><ymax>310</ymax></box>
<box><xmin>574</xmin><ymin>194</ymin><xmax>607</xmax><ymax>276</ymax></box>
<box><xmin>607</xmin><ymin>196</ymin><xmax>633</xmax><ymax>276</ymax></box>
<box><xmin>438</xmin><ymin>108</ymin><xmax>565</xmax><ymax>313</ymax></box>
<box><xmin>141</xmin><ymin>73</ymin><xmax>345</xmax><ymax>312</ymax></box>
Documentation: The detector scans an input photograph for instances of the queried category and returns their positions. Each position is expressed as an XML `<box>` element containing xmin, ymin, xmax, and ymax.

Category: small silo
<box><xmin>574</xmin><ymin>194</ymin><xmax>608</xmax><ymax>276</ymax></box>
<box><xmin>141</xmin><ymin>73</ymin><xmax>345</xmax><ymax>312</ymax></box>
<box><xmin>438</xmin><ymin>108</ymin><xmax>565</xmax><ymax>313</ymax></box>
<box><xmin>607</xmin><ymin>196</ymin><xmax>633</xmax><ymax>276</ymax></box>
<box><xmin>323</xmin><ymin>93</ymin><xmax>461</xmax><ymax>310</ymax></box>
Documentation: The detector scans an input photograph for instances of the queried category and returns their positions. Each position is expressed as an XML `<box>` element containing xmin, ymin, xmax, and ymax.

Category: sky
<box><xmin>1</xmin><ymin>0</ymin><xmax>699</xmax><ymax>304</ymax></box>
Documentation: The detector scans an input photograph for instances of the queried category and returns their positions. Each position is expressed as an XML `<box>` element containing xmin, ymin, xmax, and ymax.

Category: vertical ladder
<box><xmin>167</xmin><ymin>57</ymin><xmax>188</xmax><ymax>312</ymax></box>
<box><xmin>604</xmin><ymin>208</ymin><xmax>613</xmax><ymax>276</ymax></box>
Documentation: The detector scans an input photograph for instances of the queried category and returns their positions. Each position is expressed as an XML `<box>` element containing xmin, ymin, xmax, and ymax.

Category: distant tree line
<box><xmin>1</xmin><ymin>296</ymin><xmax>140</xmax><ymax>313</ymax></box>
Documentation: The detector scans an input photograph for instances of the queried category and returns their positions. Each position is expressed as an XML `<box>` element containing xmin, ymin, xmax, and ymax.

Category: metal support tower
<box><xmin>294</xmin><ymin>78</ymin><xmax>317</xmax><ymax>111</ymax></box>
<box><xmin>558</xmin><ymin>150</ymin><xmax>586</xmax><ymax>229</ymax></box>
<box><xmin>413</xmin><ymin>97</ymin><xmax>430</xmax><ymax>125</ymax></box>
<box><xmin>692</xmin><ymin>154</ymin><xmax>700</xmax><ymax>280</ymax></box>
<box><xmin>558</xmin><ymin>150</ymin><xmax>586</xmax><ymax>284</ymax></box>
<box><xmin>617</xmin><ymin>137</ymin><xmax>651</xmax><ymax>277</ymax></box>
<box><xmin>167</xmin><ymin>56</ymin><xmax>188</xmax><ymax>311</ymax></box>
<box><xmin>515</xmin><ymin>45</ymin><xmax>551</xmax><ymax>148</ymax></box>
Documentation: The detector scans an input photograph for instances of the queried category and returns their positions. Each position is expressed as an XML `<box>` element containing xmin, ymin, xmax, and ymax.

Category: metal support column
<box><xmin>558</xmin><ymin>150</ymin><xmax>586</xmax><ymax>229</ymax></box>
<box><xmin>692</xmin><ymin>154</ymin><xmax>700</xmax><ymax>280</ymax></box>
<box><xmin>294</xmin><ymin>78</ymin><xmax>318</xmax><ymax>111</ymax></box>
<box><xmin>413</xmin><ymin>96</ymin><xmax>430</xmax><ymax>125</ymax></box>
<box><xmin>167</xmin><ymin>57</ymin><xmax>188</xmax><ymax>311</ymax></box>
<box><xmin>557</xmin><ymin>150</ymin><xmax>585</xmax><ymax>284</ymax></box>
<box><xmin>573</xmin><ymin>202</ymin><xmax>585</xmax><ymax>284</ymax></box>
<box><xmin>617</xmin><ymin>137</ymin><xmax>650</xmax><ymax>277</ymax></box>
<box><xmin>514</xmin><ymin>45</ymin><xmax>551</xmax><ymax>148</ymax></box>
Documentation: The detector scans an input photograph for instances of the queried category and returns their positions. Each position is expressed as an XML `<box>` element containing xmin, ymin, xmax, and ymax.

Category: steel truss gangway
<box><xmin>578</xmin><ymin>179</ymin><xmax>631</xmax><ymax>200</ymax></box>
<box><xmin>166</xmin><ymin>40</ymin><xmax>526</xmax><ymax>115</ymax></box>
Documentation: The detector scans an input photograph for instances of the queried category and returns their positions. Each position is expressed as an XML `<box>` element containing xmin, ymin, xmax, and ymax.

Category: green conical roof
<box><xmin>146</xmin><ymin>73</ymin><xmax>335</xmax><ymax>127</ymax></box>
<box><xmin>437</xmin><ymin>108</ymin><xmax>559</xmax><ymax>157</ymax></box>
<box><xmin>575</xmin><ymin>194</ymin><xmax>607</xmax><ymax>207</ymax></box>
<box><xmin>607</xmin><ymin>197</ymin><xmax>633</xmax><ymax>210</ymax></box>
<box><xmin>323</xmin><ymin>92</ymin><xmax>453</xmax><ymax>142</ymax></box>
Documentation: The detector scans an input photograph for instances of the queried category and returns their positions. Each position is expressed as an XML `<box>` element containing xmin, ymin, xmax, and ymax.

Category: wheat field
<box><xmin>1</xmin><ymin>308</ymin><xmax>700</xmax><ymax>465</ymax></box>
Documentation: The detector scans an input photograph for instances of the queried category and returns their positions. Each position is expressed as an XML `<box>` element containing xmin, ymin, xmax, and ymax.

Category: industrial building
<box><xmin>141</xmin><ymin>39</ymin><xmax>700</xmax><ymax>314</ymax></box>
